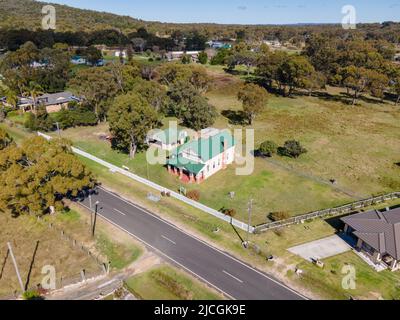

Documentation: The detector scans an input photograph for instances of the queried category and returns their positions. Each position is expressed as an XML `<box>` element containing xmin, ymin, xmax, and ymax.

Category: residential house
<box><xmin>167</xmin><ymin>129</ymin><xmax>235</xmax><ymax>183</ymax></box>
<box><xmin>341</xmin><ymin>207</ymin><xmax>400</xmax><ymax>271</ymax></box>
<box><xmin>206</xmin><ymin>41</ymin><xmax>232</xmax><ymax>50</ymax></box>
<box><xmin>115</xmin><ymin>50</ymin><xmax>127</xmax><ymax>58</ymax></box>
<box><xmin>166</xmin><ymin>51</ymin><xmax>200</xmax><ymax>62</ymax></box>
<box><xmin>147</xmin><ymin>128</ymin><xmax>188</xmax><ymax>151</ymax></box>
<box><xmin>71</xmin><ymin>55</ymin><xmax>87</xmax><ymax>65</ymax></box>
<box><xmin>18</xmin><ymin>91</ymin><xmax>80</xmax><ymax>113</ymax></box>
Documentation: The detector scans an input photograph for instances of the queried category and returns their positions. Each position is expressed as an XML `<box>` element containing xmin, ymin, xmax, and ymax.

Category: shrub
<box><xmin>259</xmin><ymin>140</ymin><xmax>278</xmax><ymax>157</ymax></box>
<box><xmin>151</xmin><ymin>270</ymin><xmax>193</xmax><ymax>300</ymax></box>
<box><xmin>273</xmin><ymin>228</ymin><xmax>284</xmax><ymax>237</ymax></box>
<box><xmin>187</xmin><ymin>190</ymin><xmax>200</xmax><ymax>201</ymax></box>
<box><xmin>221</xmin><ymin>208</ymin><xmax>237</xmax><ymax>217</ymax></box>
<box><xmin>22</xmin><ymin>290</ymin><xmax>42</xmax><ymax>300</ymax></box>
<box><xmin>198</xmin><ymin>51</ymin><xmax>208</xmax><ymax>65</ymax></box>
<box><xmin>278</xmin><ymin>140</ymin><xmax>307</xmax><ymax>158</ymax></box>
<box><xmin>53</xmin><ymin>107</ymin><xmax>98</xmax><ymax>130</ymax></box>
<box><xmin>270</xmin><ymin>211</ymin><xmax>290</xmax><ymax>221</ymax></box>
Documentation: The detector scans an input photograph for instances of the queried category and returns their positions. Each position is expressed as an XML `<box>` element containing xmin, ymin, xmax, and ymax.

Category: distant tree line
<box><xmin>0</xmin><ymin>28</ymin><xmax>210</xmax><ymax>52</ymax></box>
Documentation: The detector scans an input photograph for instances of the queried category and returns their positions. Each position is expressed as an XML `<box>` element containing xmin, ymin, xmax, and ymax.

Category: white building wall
<box><xmin>200</xmin><ymin>146</ymin><xmax>235</xmax><ymax>179</ymax></box>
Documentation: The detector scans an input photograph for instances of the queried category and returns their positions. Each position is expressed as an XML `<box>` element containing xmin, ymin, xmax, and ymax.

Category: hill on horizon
<box><xmin>0</xmin><ymin>0</ymin><xmax>399</xmax><ymax>42</ymax></box>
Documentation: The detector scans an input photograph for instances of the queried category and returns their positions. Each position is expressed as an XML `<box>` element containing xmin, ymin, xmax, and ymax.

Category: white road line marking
<box><xmin>113</xmin><ymin>208</ymin><xmax>126</xmax><ymax>216</ymax></box>
<box><xmin>92</xmin><ymin>187</ymin><xmax>308</xmax><ymax>300</ymax></box>
<box><xmin>162</xmin><ymin>235</ymin><xmax>176</xmax><ymax>245</ymax></box>
<box><xmin>223</xmin><ymin>270</ymin><xmax>244</xmax><ymax>284</ymax></box>
<box><xmin>97</xmin><ymin>280</ymin><xmax>116</xmax><ymax>289</ymax></box>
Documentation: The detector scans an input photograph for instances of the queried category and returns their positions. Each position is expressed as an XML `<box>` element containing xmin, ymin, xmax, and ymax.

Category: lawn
<box><xmin>46</xmin><ymin>204</ymin><xmax>144</xmax><ymax>271</ymax></box>
<box><xmin>47</xmin><ymin>122</ymin><xmax>353</xmax><ymax>225</ymax></box>
<box><xmin>72</xmin><ymin>148</ymin><xmax>400</xmax><ymax>300</ymax></box>
<box><xmin>6</xmin><ymin>65</ymin><xmax>397</xmax><ymax>226</ymax></box>
<box><xmin>294</xmin><ymin>251</ymin><xmax>400</xmax><ymax>300</ymax></box>
<box><xmin>125</xmin><ymin>265</ymin><xmax>223</xmax><ymax>300</ymax></box>
<box><xmin>3</xmin><ymin>119</ymin><xmax>400</xmax><ymax>299</ymax></box>
<box><xmin>0</xmin><ymin>211</ymin><xmax>102</xmax><ymax>298</ymax></box>
<box><xmin>206</xmin><ymin>71</ymin><xmax>400</xmax><ymax>201</ymax></box>
<box><xmin>7</xmin><ymin>66</ymin><xmax>398</xmax><ymax>225</ymax></box>
<box><xmin>38</xmin><ymin>67</ymin><xmax>398</xmax><ymax>225</ymax></box>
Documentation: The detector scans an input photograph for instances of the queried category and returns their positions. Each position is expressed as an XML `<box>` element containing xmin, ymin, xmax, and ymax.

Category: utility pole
<box><xmin>246</xmin><ymin>199</ymin><xmax>253</xmax><ymax>247</ymax></box>
<box><xmin>92</xmin><ymin>201</ymin><xmax>99</xmax><ymax>238</ymax></box>
<box><xmin>89</xmin><ymin>193</ymin><xmax>92</xmax><ymax>210</ymax></box>
<box><xmin>55</xmin><ymin>122</ymin><xmax>61</xmax><ymax>137</ymax></box>
<box><xmin>7</xmin><ymin>242</ymin><xmax>25</xmax><ymax>293</ymax></box>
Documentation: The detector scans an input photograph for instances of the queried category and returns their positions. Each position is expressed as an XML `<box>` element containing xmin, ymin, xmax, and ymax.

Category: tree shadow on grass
<box><xmin>308</xmin><ymin>90</ymin><xmax>388</xmax><ymax>106</ymax></box>
<box><xmin>221</xmin><ymin>110</ymin><xmax>248</xmax><ymax>125</ymax></box>
<box><xmin>0</xmin><ymin>249</ymin><xmax>9</xmax><ymax>280</ymax></box>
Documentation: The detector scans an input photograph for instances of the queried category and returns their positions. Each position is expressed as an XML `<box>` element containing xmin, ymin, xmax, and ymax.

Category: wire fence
<box><xmin>35</xmin><ymin>215</ymin><xmax>110</xmax><ymax>272</ymax></box>
<box><xmin>0</xmin><ymin>215</ymin><xmax>109</xmax><ymax>300</ymax></box>
<box><xmin>254</xmin><ymin>191</ymin><xmax>400</xmax><ymax>233</ymax></box>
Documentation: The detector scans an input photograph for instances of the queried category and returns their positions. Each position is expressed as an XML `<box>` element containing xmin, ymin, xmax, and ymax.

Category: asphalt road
<box><xmin>79</xmin><ymin>187</ymin><xmax>306</xmax><ymax>300</ymax></box>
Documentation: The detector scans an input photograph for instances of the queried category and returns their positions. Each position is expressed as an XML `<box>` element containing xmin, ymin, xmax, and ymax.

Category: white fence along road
<box><xmin>37</xmin><ymin>132</ymin><xmax>255</xmax><ymax>233</ymax></box>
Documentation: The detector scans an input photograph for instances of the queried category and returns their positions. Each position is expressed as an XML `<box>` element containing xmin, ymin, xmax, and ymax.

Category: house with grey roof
<box><xmin>341</xmin><ymin>207</ymin><xmax>400</xmax><ymax>271</ymax></box>
<box><xmin>18</xmin><ymin>91</ymin><xmax>80</xmax><ymax>113</ymax></box>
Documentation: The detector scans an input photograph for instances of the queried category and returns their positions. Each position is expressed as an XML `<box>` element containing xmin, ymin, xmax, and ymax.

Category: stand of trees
<box><xmin>108</xmin><ymin>93</ymin><xmax>159</xmax><ymax>158</ymax></box>
<box><xmin>0</xmin><ymin>42</ymin><xmax>70</xmax><ymax>95</ymax></box>
<box><xmin>0</xmin><ymin>129</ymin><xmax>95</xmax><ymax>217</ymax></box>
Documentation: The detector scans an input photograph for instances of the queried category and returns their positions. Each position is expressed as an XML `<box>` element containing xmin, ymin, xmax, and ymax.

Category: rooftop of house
<box><xmin>149</xmin><ymin>128</ymin><xmax>187</xmax><ymax>145</ymax></box>
<box><xmin>341</xmin><ymin>207</ymin><xmax>400</xmax><ymax>260</ymax></box>
<box><xmin>18</xmin><ymin>91</ymin><xmax>79</xmax><ymax>107</ymax></box>
<box><xmin>172</xmin><ymin>130</ymin><xmax>235</xmax><ymax>161</ymax></box>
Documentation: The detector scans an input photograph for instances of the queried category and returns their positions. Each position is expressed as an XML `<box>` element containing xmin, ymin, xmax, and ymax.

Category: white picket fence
<box><xmin>38</xmin><ymin>132</ymin><xmax>254</xmax><ymax>233</ymax></box>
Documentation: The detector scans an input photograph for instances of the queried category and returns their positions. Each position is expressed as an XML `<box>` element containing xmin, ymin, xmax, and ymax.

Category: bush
<box><xmin>259</xmin><ymin>140</ymin><xmax>278</xmax><ymax>157</ymax></box>
<box><xmin>278</xmin><ymin>140</ymin><xmax>307</xmax><ymax>158</ymax></box>
<box><xmin>187</xmin><ymin>190</ymin><xmax>200</xmax><ymax>201</ymax></box>
<box><xmin>53</xmin><ymin>107</ymin><xmax>98</xmax><ymax>130</ymax></box>
<box><xmin>198</xmin><ymin>51</ymin><xmax>208</xmax><ymax>65</ymax></box>
<box><xmin>270</xmin><ymin>211</ymin><xmax>290</xmax><ymax>221</ymax></box>
<box><xmin>24</xmin><ymin>106</ymin><xmax>54</xmax><ymax>132</ymax></box>
<box><xmin>22</xmin><ymin>290</ymin><xmax>42</xmax><ymax>300</ymax></box>
<box><xmin>24</xmin><ymin>112</ymin><xmax>37</xmax><ymax>131</ymax></box>
<box><xmin>221</xmin><ymin>208</ymin><xmax>237</xmax><ymax>217</ymax></box>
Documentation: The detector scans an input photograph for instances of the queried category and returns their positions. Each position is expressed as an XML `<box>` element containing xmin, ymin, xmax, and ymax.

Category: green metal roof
<box><xmin>177</xmin><ymin>131</ymin><xmax>235</xmax><ymax>162</ymax></box>
<box><xmin>167</xmin><ymin>155</ymin><xmax>206</xmax><ymax>175</ymax></box>
<box><xmin>167</xmin><ymin>131</ymin><xmax>235</xmax><ymax>175</ymax></box>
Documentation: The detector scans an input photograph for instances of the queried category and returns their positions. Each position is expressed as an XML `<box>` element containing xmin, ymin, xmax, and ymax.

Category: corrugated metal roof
<box><xmin>176</xmin><ymin>130</ymin><xmax>235</xmax><ymax>162</ymax></box>
<box><xmin>342</xmin><ymin>208</ymin><xmax>400</xmax><ymax>259</ymax></box>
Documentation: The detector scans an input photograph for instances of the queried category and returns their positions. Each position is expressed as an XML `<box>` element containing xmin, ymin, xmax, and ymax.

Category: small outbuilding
<box><xmin>147</xmin><ymin>128</ymin><xmax>188</xmax><ymax>151</ymax></box>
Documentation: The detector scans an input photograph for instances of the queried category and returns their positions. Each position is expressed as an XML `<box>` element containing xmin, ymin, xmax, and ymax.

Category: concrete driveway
<box><xmin>288</xmin><ymin>235</ymin><xmax>351</xmax><ymax>262</ymax></box>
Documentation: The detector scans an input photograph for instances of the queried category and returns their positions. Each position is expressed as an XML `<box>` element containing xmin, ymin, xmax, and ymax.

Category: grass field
<box><xmin>1</xmin><ymin>64</ymin><xmax>399</xmax><ymax>299</ymax></box>
<box><xmin>3</xmin><ymin>119</ymin><xmax>399</xmax><ymax>299</ymax></box>
<box><xmin>125</xmin><ymin>265</ymin><xmax>223</xmax><ymax>300</ymax></box>
<box><xmin>46</xmin><ymin>204</ymin><xmax>143</xmax><ymax>271</ymax></box>
<box><xmin>0</xmin><ymin>212</ymin><xmax>102</xmax><ymax>298</ymax></box>
<box><xmin>38</xmin><ymin>67</ymin><xmax>400</xmax><ymax>225</ymax></box>
<box><xmin>206</xmin><ymin>69</ymin><xmax>400</xmax><ymax>198</ymax></box>
<box><xmin>43</xmin><ymin>121</ymin><xmax>353</xmax><ymax>225</ymax></box>
<box><xmin>4</xmin><ymin>64</ymin><xmax>399</xmax><ymax>225</ymax></box>
<box><xmin>67</xmin><ymin>148</ymin><xmax>400</xmax><ymax>300</ymax></box>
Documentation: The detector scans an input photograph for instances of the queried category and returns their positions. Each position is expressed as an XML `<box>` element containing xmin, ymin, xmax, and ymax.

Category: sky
<box><xmin>47</xmin><ymin>0</ymin><xmax>400</xmax><ymax>25</ymax></box>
